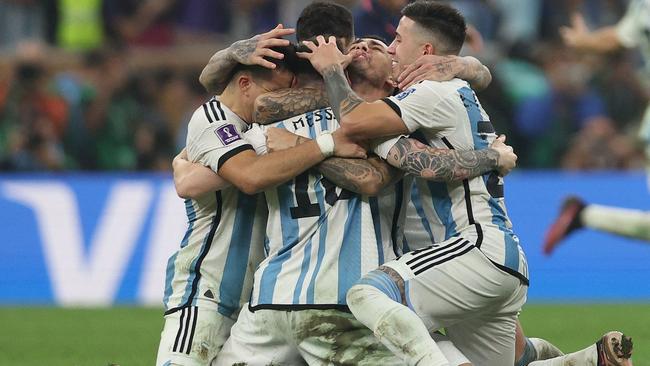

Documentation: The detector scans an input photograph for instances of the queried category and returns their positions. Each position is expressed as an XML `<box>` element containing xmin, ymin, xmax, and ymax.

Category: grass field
<box><xmin>0</xmin><ymin>304</ymin><xmax>648</xmax><ymax>365</ymax></box>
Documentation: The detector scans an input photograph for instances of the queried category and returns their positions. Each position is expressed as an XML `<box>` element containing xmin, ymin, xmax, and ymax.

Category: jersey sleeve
<box><xmin>243</xmin><ymin>124</ymin><xmax>269</xmax><ymax>155</ymax></box>
<box><xmin>382</xmin><ymin>81</ymin><xmax>456</xmax><ymax>133</ymax></box>
<box><xmin>372</xmin><ymin>136</ymin><xmax>406</xmax><ymax>159</ymax></box>
<box><xmin>616</xmin><ymin>0</ymin><xmax>644</xmax><ymax>48</ymax></box>
<box><xmin>187</xmin><ymin>113</ymin><xmax>254</xmax><ymax>172</ymax></box>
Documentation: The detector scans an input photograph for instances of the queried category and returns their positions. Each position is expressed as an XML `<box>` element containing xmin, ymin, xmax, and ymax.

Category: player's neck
<box><xmin>219</xmin><ymin>88</ymin><xmax>252</xmax><ymax>124</ymax></box>
<box><xmin>352</xmin><ymin>82</ymin><xmax>393</xmax><ymax>102</ymax></box>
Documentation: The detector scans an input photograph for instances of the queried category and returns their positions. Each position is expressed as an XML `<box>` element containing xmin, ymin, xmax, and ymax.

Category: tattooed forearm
<box><xmin>254</xmin><ymin>88</ymin><xmax>329</xmax><ymax>124</ymax></box>
<box><xmin>321</xmin><ymin>64</ymin><xmax>364</xmax><ymax>121</ymax></box>
<box><xmin>316</xmin><ymin>155</ymin><xmax>399</xmax><ymax>195</ymax></box>
<box><xmin>199</xmin><ymin>48</ymin><xmax>237</xmax><ymax>94</ymax></box>
<box><xmin>460</xmin><ymin>56</ymin><xmax>492</xmax><ymax>91</ymax></box>
<box><xmin>199</xmin><ymin>37</ymin><xmax>259</xmax><ymax>94</ymax></box>
<box><xmin>387</xmin><ymin>138</ymin><xmax>498</xmax><ymax>181</ymax></box>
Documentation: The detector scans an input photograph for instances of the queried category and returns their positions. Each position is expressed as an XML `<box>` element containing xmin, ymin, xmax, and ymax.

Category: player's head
<box><xmin>226</xmin><ymin>46</ymin><xmax>297</xmax><ymax>121</ymax></box>
<box><xmin>347</xmin><ymin>36</ymin><xmax>395</xmax><ymax>97</ymax></box>
<box><xmin>296</xmin><ymin>2</ymin><xmax>354</xmax><ymax>49</ymax></box>
<box><xmin>388</xmin><ymin>1</ymin><xmax>466</xmax><ymax>74</ymax></box>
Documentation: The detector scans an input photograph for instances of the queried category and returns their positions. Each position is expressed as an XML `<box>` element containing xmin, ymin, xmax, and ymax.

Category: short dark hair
<box><xmin>402</xmin><ymin>1</ymin><xmax>466</xmax><ymax>55</ymax></box>
<box><xmin>230</xmin><ymin>45</ymin><xmax>297</xmax><ymax>82</ymax></box>
<box><xmin>296</xmin><ymin>2</ymin><xmax>354</xmax><ymax>43</ymax></box>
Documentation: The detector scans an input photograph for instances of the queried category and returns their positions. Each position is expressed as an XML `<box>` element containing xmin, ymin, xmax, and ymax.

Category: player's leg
<box><xmin>528</xmin><ymin>331</ymin><xmax>633</xmax><ymax>366</ymax></box>
<box><xmin>544</xmin><ymin>196</ymin><xmax>650</xmax><ymax>254</ymax></box>
<box><xmin>444</xmin><ymin>269</ymin><xmax>527</xmax><ymax>366</ymax></box>
<box><xmin>348</xmin><ymin>242</ymin><xmax>523</xmax><ymax>366</ymax></box>
<box><xmin>293</xmin><ymin>307</ymin><xmax>471</xmax><ymax>366</ymax></box>
<box><xmin>515</xmin><ymin>321</ymin><xmax>564</xmax><ymax>366</ymax></box>
<box><xmin>213</xmin><ymin>305</ymin><xmax>304</xmax><ymax>366</ymax></box>
<box><xmin>156</xmin><ymin>306</ymin><xmax>234</xmax><ymax>366</ymax></box>
<box><xmin>346</xmin><ymin>281</ymin><xmax>452</xmax><ymax>366</ymax></box>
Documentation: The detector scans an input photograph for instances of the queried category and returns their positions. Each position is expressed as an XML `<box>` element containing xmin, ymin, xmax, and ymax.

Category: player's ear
<box><xmin>238</xmin><ymin>74</ymin><xmax>253</xmax><ymax>95</ymax></box>
<box><xmin>422</xmin><ymin>43</ymin><xmax>434</xmax><ymax>56</ymax></box>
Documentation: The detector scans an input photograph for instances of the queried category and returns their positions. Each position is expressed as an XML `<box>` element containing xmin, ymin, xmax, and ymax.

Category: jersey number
<box><xmin>289</xmin><ymin>173</ymin><xmax>353</xmax><ymax>219</ymax></box>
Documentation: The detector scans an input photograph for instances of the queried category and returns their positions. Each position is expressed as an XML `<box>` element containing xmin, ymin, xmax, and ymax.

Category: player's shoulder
<box><xmin>392</xmin><ymin>79</ymin><xmax>470</xmax><ymax>105</ymax></box>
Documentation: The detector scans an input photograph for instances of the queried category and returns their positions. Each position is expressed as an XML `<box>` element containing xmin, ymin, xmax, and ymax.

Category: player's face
<box><xmin>347</xmin><ymin>38</ymin><xmax>393</xmax><ymax>85</ymax></box>
<box><xmin>387</xmin><ymin>17</ymin><xmax>426</xmax><ymax>79</ymax></box>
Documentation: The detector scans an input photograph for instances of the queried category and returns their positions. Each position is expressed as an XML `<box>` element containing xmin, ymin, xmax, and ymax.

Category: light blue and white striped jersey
<box><xmin>382</xmin><ymin>80</ymin><xmax>529</xmax><ymax>284</ymax></box>
<box><xmin>245</xmin><ymin>108</ymin><xmax>407</xmax><ymax>310</ymax></box>
<box><xmin>163</xmin><ymin>97</ymin><xmax>267</xmax><ymax>319</ymax></box>
<box><xmin>617</xmin><ymin>0</ymin><xmax>650</xmax><ymax>78</ymax></box>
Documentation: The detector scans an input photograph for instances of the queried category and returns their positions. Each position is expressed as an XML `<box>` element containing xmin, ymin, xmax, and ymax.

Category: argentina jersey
<box><xmin>382</xmin><ymin>79</ymin><xmax>529</xmax><ymax>284</ymax></box>
<box><xmin>246</xmin><ymin>107</ymin><xmax>406</xmax><ymax>310</ymax></box>
<box><xmin>163</xmin><ymin>97</ymin><xmax>267</xmax><ymax>319</ymax></box>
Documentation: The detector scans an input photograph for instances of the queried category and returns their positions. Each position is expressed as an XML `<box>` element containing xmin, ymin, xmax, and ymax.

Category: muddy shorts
<box><xmin>377</xmin><ymin>243</ymin><xmax>528</xmax><ymax>366</ymax></box>
<box><xmin>156</xmin><ymin>306</ymin><xmax>235</xmax><ymax>366</ymax></box>
<box><xmin>213</xmin><ymin>304</ymin><xmax>468</xmax><ymax>366</ymax></box>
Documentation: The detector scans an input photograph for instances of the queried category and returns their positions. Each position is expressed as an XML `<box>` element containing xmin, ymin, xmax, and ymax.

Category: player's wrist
<box><xmin>316</xmin><ymin>132</ymin><xmax>335</xmax><ymax>158</ymax></box>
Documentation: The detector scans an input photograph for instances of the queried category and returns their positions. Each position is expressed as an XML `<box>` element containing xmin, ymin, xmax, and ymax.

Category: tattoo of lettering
<box><xmin>322</xmin><ymin>64</ymin><xmax>364</xmax><ymax>121</ymax></box>
<box><xmin>389</xmin><ymin>138</ymin><xmax>498</xmax><ymax>181</ymax></box>
<box><xmin>254</xmin><ymin>88</ymin><xmax>329</xmax><ymax>124</ymax></box>
<box><xmin>316</xmin><ymin>156</ymin><xmax>395</xmax><ymax>194</ymax></box>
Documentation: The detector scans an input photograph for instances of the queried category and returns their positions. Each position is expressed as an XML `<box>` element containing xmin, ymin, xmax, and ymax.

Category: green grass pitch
<box><xmin>0</xmin><ymin>304</ymin><xmax>648</xmax><ymax>365</ymax></box>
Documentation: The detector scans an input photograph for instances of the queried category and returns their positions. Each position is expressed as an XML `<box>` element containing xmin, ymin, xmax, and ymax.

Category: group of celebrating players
<box><xmin>155</xmin><ymin>1</ymin><xmax>636</xmax><ymax>365</ymax></box>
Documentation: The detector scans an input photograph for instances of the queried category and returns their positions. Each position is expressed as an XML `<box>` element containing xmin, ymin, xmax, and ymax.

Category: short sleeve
<box><xmin>383</xmin><ymin>81</ymin><xmax>455</xmax><ymax>133</ymax></box>
<box><xmin>373</xmin><ymin>136</ymin><xmax>406</xmax><ymax>159</ymax></box>
<box><xmin>243</xmin><ymin>124</ymin><xmax>269</xmax><ymax>155</ymax></box>
<box><xmin>188</xmin><ymin>119</ymin><xmax>254</xmax><ymax>172</ymax></box>
<box><xmin>616</xmin><ymin>0</ymin><xmax>644</xmax><ymax>48</ymax></box>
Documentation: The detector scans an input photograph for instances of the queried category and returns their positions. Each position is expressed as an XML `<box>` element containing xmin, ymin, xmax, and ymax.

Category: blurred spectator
<box><xmin>0</xmin><ymin>43</ymin><xmax>67</xmax><ymax>170</ymax></box>
<box><xmin>103</xmin><ymin>0</ymin><xmax>177</xmax><ymax>47</ymax></box>
<box><xmin>353</xmin><ymin>0</ymin><xmax>407</xmax><ymax>41</ymax></box>
<box><xmin>0</xmin><ymin>0</ymin><xmax>46</xmax><ymax>51</ymax></box>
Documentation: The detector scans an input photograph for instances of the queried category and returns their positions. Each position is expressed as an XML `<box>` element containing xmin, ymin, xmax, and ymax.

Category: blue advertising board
<box><xmin>0</xmin><ymin>171</ymin><xmax>648</xmax><ymax>306</ymax></box>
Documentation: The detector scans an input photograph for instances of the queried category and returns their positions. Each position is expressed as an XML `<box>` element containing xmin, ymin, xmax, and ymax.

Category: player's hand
<box><xmin>297</xmin><ymin>35</ymin><xmax>356</xmax><ymax>75</ymax></box>
<box><xmin>560</xmin><ymin>13</ymin><xmax>589</xmax><ymax>48</ymax></box>
<box><xmin>332</xmin><ymin>129</ymin><xmax>367</xmax><ymax>159</ymax></box>
<box><xmin>397</xmin><ymin>55</ymin><xmax>463</xmax><ymax>90</ymax></box>
<box><xmin>490</xmin><ymin>135</ymin><xmax>517</xmax><ymax>176</ymax></box>
<box><xmin>266</xmin><ymin>127</ymin><xmax>303</xmax><ymax>152</ymax></box>
<box><xmin>230</xmin><ymin>24</ymin><xmax>295</xmax><ymax>69</ymax></box>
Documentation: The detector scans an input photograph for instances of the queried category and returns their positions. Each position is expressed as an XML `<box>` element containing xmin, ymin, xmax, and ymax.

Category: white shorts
<box><xmin>215</xmin><ymin>305</ymin><xmax>469</xmax><ymax>366</ymax></box>
<box><xmin>381</xmin><ymin>239</ymin><xmax>528</xmax><ymax>366</ymax></box>
<box><xmin>156</xmin><ymin>306</ymin><xmax>235</xmax><ymax>366</ymax></box>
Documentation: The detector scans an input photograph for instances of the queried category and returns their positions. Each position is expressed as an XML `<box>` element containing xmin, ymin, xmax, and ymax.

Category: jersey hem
<box><xmin>248</xmin><ymin>303</ymin><xmax>351</xmax><ymax>313</ymax></box>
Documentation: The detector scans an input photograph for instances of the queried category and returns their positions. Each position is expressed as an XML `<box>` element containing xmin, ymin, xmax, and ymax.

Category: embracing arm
<box><xmin>397</xmin><ymin>55</ymin><xmax>492</xmax><ymax>91</ymax></box>
<box><xmin>267</xmin><ymin>127</ymin><xmax>401</xmax><ymax>195</ymax></box>
<box><xmin>199</xmin><ymin>25</ymin><xmax>295</xmax><ymax>94</ymax></box>
<box><xmin>172</xmin><ymin>150</ymin><xmax>231</xmax><ymax>199</ymax></box>
<box><xmin>254</xmin><ymin>87</ymin><xmax>329</xmax><ymax>124</ymax></box>
<box><xmin>385</xmin><ymin>138</ymin><xmax>498</xmax><ymax>181</ymax></box>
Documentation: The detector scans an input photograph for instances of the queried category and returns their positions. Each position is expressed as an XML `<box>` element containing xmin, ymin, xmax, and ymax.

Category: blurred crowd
<box><xmin>0</xmin><ymin>0</ymin><xmax>647</xmax><ymax>171</ymax></box>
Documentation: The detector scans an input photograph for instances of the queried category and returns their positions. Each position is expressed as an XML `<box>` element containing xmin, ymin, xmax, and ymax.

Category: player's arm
<box><xmin>199</xmin><ymin>25</ymin><xmax>295</xmax><ymax>94</ymax></box>
<box><xmin>384</xmin><ymin>135</ymin><xmax>517</xmax><ymax>181</ymax></box>
<box><xmin>214</xmin><ymin>130</ymin><xmax>365</xmax><ymax>195</ymax></box>
<box><xmin>266</xmin><ymin>127</ymin><xmax>401</xmax><ymax>195</ymax></box>
<box><xmin>396</xmin><ymin>55</ymin><xmax>492</xmax><ymax>91</ymax></box>
<box><xmin>172</xmin><ymin>149</ymin><xmax>230</xmax><ymax>199</ymax></box>
<box><xmin>253</xmin><ymin>87</ymin><xmax>329</xmax><ymax>125</ymax></box>
<box><xmin>560</xmin><ymin>13</ymin><xmax>623</xmax><ymax>53</ymax></box>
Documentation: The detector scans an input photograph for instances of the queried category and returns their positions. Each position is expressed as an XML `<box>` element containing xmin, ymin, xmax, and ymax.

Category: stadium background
<box><xmin>0</xmin><ymin>0</ymin><xmax>648</xmax><ymax>364</ymax></box>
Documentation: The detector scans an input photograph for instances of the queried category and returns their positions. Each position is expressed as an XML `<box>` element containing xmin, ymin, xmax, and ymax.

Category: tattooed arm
<box><xmin>385</xmin><ymin>136</ymin><xmax>517</xmax><ymax>180</ymax></box>
<box><xmin>254</xmin><ymin>87</ymin><xmax>329</xmax><ymax>124</ymax></box>
<box><xmin>267</xmin><ymin>129</ymin><xmax>401</xmax><ymax>195</ymax></box>
<box><xmin>396</xmin><ymin>55</ymin><xmax>492</xmax><ymax>91</ymax></box>
<box><xmin>199</xmin><ymin>25</ymin><xmax>294</xmax><ymax>94</ymax></box>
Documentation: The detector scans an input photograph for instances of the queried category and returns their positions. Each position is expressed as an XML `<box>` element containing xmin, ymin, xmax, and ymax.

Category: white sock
<box><xmin>529</xmin><ymin>338</ymin><xmax>564</xmax><ymax>360</ymax></box>
<box><xmin>529</xmin><ymin>344</ymin><xmax>598</xmax><ymax>366</ymax></box>
<box><xmin>347</xmin><ymin>284</ymin><xmax>450</xmax><ymax>366</ymax></box>
<box><xmin>582</xmin><ymin>204</ymin><xmax>650</xmax><ymax>241</ymax></box>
